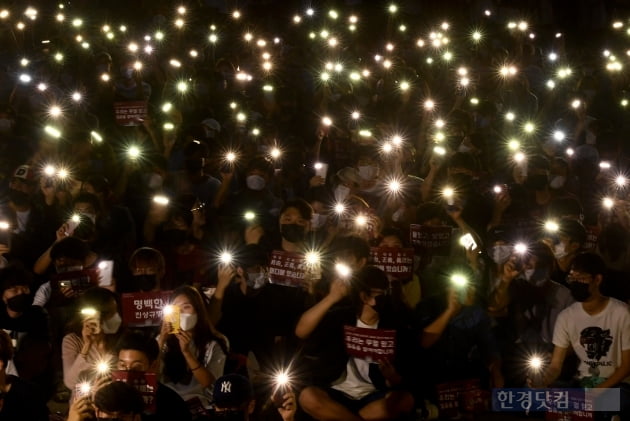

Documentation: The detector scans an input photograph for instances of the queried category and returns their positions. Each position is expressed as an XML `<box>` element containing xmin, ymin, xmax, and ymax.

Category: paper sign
<box><xmin>121</xmin><ymin>291</ymin><xmax>172</xmax><ymax>327</ymax></box>
<box><xmin>409</xmin><ymin>224</ymin><xmax>452</xmax><ymax>256</ymax></box>
<box><xmin>369</xmin><ymin>247</ymin><xmax>414</xmax><ymax>280</ymax></box>
<box><xmin>111</xmin><ymin>370</ymin><xmax>158</xmax><ymax>413</ymax></box>
<box><xmin>343</xmin><ymin>325</ymin><xmax>396</xmax><ymax>361</ymax></box>
<box><xmin>268</xmin><ymin>250</ymin><xmax>306</xmax><ymax>287</ymax></box>
<box><xmin>114</xmin><ymin>101</ymin><xmax>148</xmax><ymax>126</ymax></box>
<box><xmin>437</xmin><ymin>379</ymin><xmax>486</xmax><ymax>416</ymax></box>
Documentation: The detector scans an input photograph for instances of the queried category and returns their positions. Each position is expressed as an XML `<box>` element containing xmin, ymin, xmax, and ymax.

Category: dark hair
<box><xmin>246</xmin><ymin>156</ymin><xmax>274</xmax><ymax>177</ymax></box>
<box><xmin>330</xmin><ymin>236</ymin><xmax>370</xmax><ymax>262</ymax></box>
<box><xmin>559</xmin><ymin>219</ymin><xmax>587</xmax><ymax>244</ymax></box>
<box><xmin>93</xmin><ymin>381</ymin><xmax>144</xmax><ymax>415</ymax></box>
<box><xmin>0</xmin><ymin>263</ymin><xmax>32</xmax><ymax>293</ymax></box>
<box><xmin>116</xmin><ymin>330</ymin><xmax>159</xmax><ymax>364</ymax></box>
<box><xmin>129</xmin><ymin>247</ymin><xmax>165</xmax><ymax>273</ymax></box>
<box><xmin>163</xmin><ymin>286</ymin><xmax>228</xmax><ymax>385</ymax></box>
<box><xmin>73</xmin><ymin>192</ymin><xmax>101</xmax><ymax>214</ymax></box>
<box><xmin>380</xmin><ymin>227</ymin><xmax>405</xmax><ymax>245</ymax></box>
<box><xmin>355</xmin><ymin>266</ymin><xmax>388</xmax><ymax>292</ymax></box>
<box><xmin>280</xmin><ymin>199</ymin><xmax>313</xmax><ymax>221</ymax></box>
<box><xmin>50</xmin><ymin>237</ymin><xmax>90</xmax><ymax>261</ymax></box>
<box><xmin>415</xmin><ymin>202</ymin><xmax>445</xmax><ymax>225</ymax></box>
<box><xmin>571</xmin><ymin>252</ymin><xmax>607</xmax><ymax>277</ymax></box>
<box><xmin>81</xmin><ymin>174</ymin><xmax>110</xmax><ymax>195</ymax></box>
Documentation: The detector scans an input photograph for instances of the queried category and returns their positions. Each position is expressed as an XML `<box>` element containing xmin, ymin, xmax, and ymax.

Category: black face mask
<box><xmin>449</xmin><ymin>173</ymin><xmax>473</xmax><ymax>190</ymax></box>
<box><xmin>161</xmin><ymin>229</ymin><xmax>188</xmax><ymax>246</ymax></box>
<box><xmin>212</xmin><ymin>410</ymin><xmax>247</xmax><ymax>421</ymax></box>
<box><xmin>525</xmin><ymin>174</ymin><xmax>549</xmax><ymax>191</ymax></box>
<box><xmin>6</xmin><ymin>293</ymin><xmax>31</xmax><ymax>313</ymax></box>
<box><xmin>134</xmin><ymin>274</ymin><xmax>157</xmax><ymax>291</ymax></box>
<box><xmin>568</xmin><ymin>282</ymin><xmax>591</xmax><ymax>302</ymax></box>
<box><xmin>280</xmin><ymin>224</ymin><xmax>306</xmax><ymax>243</ymax></box>
<box><xmin>372</xmin><ymin>294</ymin><xmax>389</xmax><ymax>315</ymax></box>
<box><xmin>8</xmin><ymin>189</ymin><xmax>30</xmax><ymax>207</ymax></box>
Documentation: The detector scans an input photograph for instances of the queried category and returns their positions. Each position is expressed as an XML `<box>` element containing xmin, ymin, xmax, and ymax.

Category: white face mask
<box><xmin>334</xmin><ymin>185</ymin><xmax>351</xmax><ymax>201</ymax></box>
<box><xmin>246</xmin><ymin>175</ymin><xmax>266</xmax><ymax>191</ymax></box>
<box><xmin>489</xmin><ymin>245</ymin><xmax>512</xmax><ymax>265</ymax></box>
<box><xmin>357</xmin><ymin>165</ymin><xmax>377</xmax><ymax>181</ymax></box>
<box><xmin>553</xmin><ymin>242</ymin><xmax>568</xmax><ymax>259</ymax></box>
<box><xmin>391</xmin><ymin>207</ymin><xmax>405</xmax><ymax>222</ymax></box>
<box><xmin>310</xmin><ymin>213</ymin><xmax>327</xmax><ymax>230</ymax></box>
<box><xmin>148</xmin><ymin>173</ymin><xmax>163</xmax><ymax>190</ymax></box>
<box><xmin>246</xmin><ymin>271</ymin><xmax>266</xmax><ymax>290</ymax></box>
<box><xmin>549</xmin><ymin>175</ymin><xmax>566</xmax><ymax>190</ymax></box>
<box><xmin>180</xmin><ymin>312</ymin><xmax>197</xmax><ymax>331</ymax></box>
<box><xmin>101</xmin><ymin>312</ymin><xmax>122</xmax><ymax>334</ymax></box>
<box><xmin>523</xmin><ymin>268</ymin><xmax>536</xmax><ymax>281</ymax></box>
<box><xmin>82</xmin><ymin>213</ymin><xmax>97</xmax><ymax>224</ymax></box>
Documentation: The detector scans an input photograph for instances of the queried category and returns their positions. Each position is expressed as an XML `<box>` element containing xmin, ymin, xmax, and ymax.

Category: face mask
<box><xmin>549</xmin><ymin>176</ymin><xmax>566</xmax><ymax>190</ymax></box>
<box><xmin>148</xmin><ymin>173</ymin><xmax>163</xmax><ymax>190</ymax></box>
<box><xmin>246</xmin><ymin>271</ymin><xmax>266</xmax><ymax>290</ymax></box>
<box><xmin>8</xmin><ymin>189</ymin><xmax>30</xmax><ymax>207</ymax></box>
<box><xmin>553</xmin><ymin>242</ymin><xmax>568</xmax><ymax>259</ymax></box>
<box><xmin>371</xmin><ymin>294</ymin><xmax>388</xmax><ymax>315</ymax></box>
<box><xmin>525</xmin><ymin>174</ymin><xmax>549</xmax><ymax>191</ymax></box>
<box><xmin>334</xmin><ymin>185</ymin><xmax>351</xmax><ymax>201</ymax></box>
<box><xmin>134</xmin><ymin>274</ymin><xmax>157</xmax><ymax>291</ymax></box>
<box><xmin>162</xmin><ymin>229</ymin><xmax>188</xmax><ymax>246</ymax></box>
<box><xmin>246</xmin><ymin>175</ymin><xmax>266</xmax><ymax>191</ymax></box>
<box><xmin>391</xmin><ymin>207</ymin><xmax>405</xmax><ymax>223</ymax></box>
<box><xmin>102</xmin><ymin>312</ymin><xmax>122</xmax><ymax>334</ymax></box>
<box><xmin>568</xmin><ymin>282</ymin><xmax>591</xmax><ymax>302</ymax></box>
<box><xmin>81</xmin><ymin>213</ymin><xmax>97</xmax><ymax>224</ymax></box>
<box><xmin>180</xmin><ymin>312</ymin><xmax>197</xmax><ymax>331</ymax></box>
<box><xmin>0</xmin><ymin>119</ymin><xmax>12</xmax><ymax>133</ymax></box>
<box><xmin>310</xmin><ymin>213</ymin><xmax>327</xmax><ymax>230</ymax></box>
<box><xmin>489</xmin><ymin>245</ymin><xmax>512</xmax><ymax>265</ymax></box>
<box><xmin>523</xmin><ymin>268</ymin><xmax>535</xmax><ymax>281</ymax></box>
<box><xmin>280</xmin><ymin>224</ymin><xmax>306</xmax><ymax>243</ymax></box>
<box><xmin>357</xmin><ymin>165</ymin><xmax>377</xmax><ymax>181</ymax></box>
<box><xmin>6</xmin><ymin>293</ymin><xmax>32</xmax><ymax>313</ymax></box>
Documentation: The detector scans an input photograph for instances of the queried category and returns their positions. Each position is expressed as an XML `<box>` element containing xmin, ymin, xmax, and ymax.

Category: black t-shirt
<box><xmin>0</xmin><ymin>375</ymin><xmax>48</xmax><ymax>421</ymax></box>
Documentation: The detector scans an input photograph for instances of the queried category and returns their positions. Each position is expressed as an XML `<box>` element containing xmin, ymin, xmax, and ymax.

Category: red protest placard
<box><xmin>121</xmin><ymin>291</ymin><xmax>172</xmax><ymax>327</ymax></box>
<box><xmin>369</xmin><ymin>247</ymin><xmax>414</xmax><ymax>280</ymax></box>
<box><xmin>268</xmin><ymin>250</ymin><xmax>306</xmax><ymax>287</ymax></box>
<box><xmin>114</xmin><ymin>101</ymin><xmax>148</xmax><ymax>126</ymax></box>
<box><xmin>545</xmin><ymin>409</ymin><xmax>594</xmax><ymax>421</ymax></box>
<box><xmin>343</xmin><ymin>325</ymin><xmax>396</xmax><ymax>361</ymax></box>
<box><xmin>436</xmin><ymin>379</ymin><xmax>486</xmax><ymax>416</ymax></box>
<box><xmin>111</xmin><ymin>370</ymin><xmax>158</xmax><ymax>413</ymax></box>
<box><xmin>409</xmin><ymin>224</ymin><xmax>452</xmax><ymax>256</ymax></box>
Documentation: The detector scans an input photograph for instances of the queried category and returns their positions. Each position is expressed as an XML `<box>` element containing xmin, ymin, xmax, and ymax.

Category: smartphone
<box><xmin>0</xmin><ymin>223</ymin><xmax>11</xmax><ymax>249</ymax></box>
<box><xmin>163</xmin><ymin>305</ymin><xmax>180</xmax><ymax>334</ymax></box>
<box><xmin>459</xmin><ymin>233</ymin><xmax>478</xmax><ymax>251</ymax></box>
<box><xmin>97</xmin><ymin>260</ymin><xmax>114</xmax><ymax>287</ymax></box>
<box><xmin>66</xmin><ymin>216</ymin><xmax>80</xmax><ymax>236</ymax></box>
<box><xmin>75</xmin><ymin>381</ymin><xmax>92</xmax><ymax>399</ymax></box>
<box><xmin>314</xmin><ymin>162</ymin><xmax>328</xmax><ymax>179</ymax></box>
<box><xmin>272</xmin><ymin>385</ymin><xmax>289</xmax><ymax>408</ymax></box>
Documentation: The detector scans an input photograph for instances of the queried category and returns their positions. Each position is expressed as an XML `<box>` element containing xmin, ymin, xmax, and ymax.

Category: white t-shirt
<box><xmin>553</xmin><ymin>298</ymin><xmax>630</xmax><ymax>384</ymax></box>
<box><xmin>331</xmin><ymin>320</ymin><xmax>377</xmax><ymax>400</ymax></box>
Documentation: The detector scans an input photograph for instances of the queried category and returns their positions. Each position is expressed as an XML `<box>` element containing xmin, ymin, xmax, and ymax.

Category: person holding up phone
<box><xmin>62</xmin><ymin>288</ymin><xmax>121</xmax><ymax>391</ymax></box>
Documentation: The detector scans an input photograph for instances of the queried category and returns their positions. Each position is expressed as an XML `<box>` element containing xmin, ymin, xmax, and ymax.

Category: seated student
<box><xmin>296</xmin><ymin>266</ymin><xmax>414</xmax><ymax>421</ymax></box>
<box><xmin>128</xmin><ymin>247</ymin><xmax>167</xmax><ymax>292</ymax></box>
<box><xmin>158</xmin><ymin>286</ymin><xmax>228</xmax><ymax>410</ymax></box>
<box><xmin>115</xmin><ymin>330</ymin><xmax>191</xmax><ymax>421</ymax></box>
<box><xmin>0</xmin><ymin>330</ymin><xmax>48</xmax><ymax>421</ymax></box>
<box><xmin>62</xmin><ymin>287</ymin><xmax>122</xmax><ymax>390</ymax></box>
<box><xmin>0</xmin><ymin>264</ymin><xmax>50</xmax><ymax>387</ymax></box>
<box><xmin>212</xmin><ymin>373</ymin><xmax>296</xmax><ymax>421</ymax></box>
<box><xmin>68</xmin><ymin>380</ymin><xmax>144</xmax><ymax>421</ymax></box>
<box><xmin>417</xmin><ymin>265</ymin><xmax>503</xmax><ymax>397</ymax></box>
<box><xmin>538</xmin><ymin>253</ymin><xmax>630</xmax><ymax>390</ymax></box>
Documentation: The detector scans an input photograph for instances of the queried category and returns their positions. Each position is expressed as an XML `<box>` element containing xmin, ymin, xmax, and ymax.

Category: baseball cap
<box><xmin>12</xmin><ymin>165</ymin><xmax>35</xmax><ymax>183</ymax></box>
<box><xmin>213</xmin><ymin>374</ymin><xmax>254</xmax><ymax>408</ymax></box>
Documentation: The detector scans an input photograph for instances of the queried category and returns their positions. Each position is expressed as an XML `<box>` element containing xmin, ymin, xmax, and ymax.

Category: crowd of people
<box><xmin>0</xmin><ymin>0</ymin><xmax>629</xmax><ymax>420</ymax></box>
